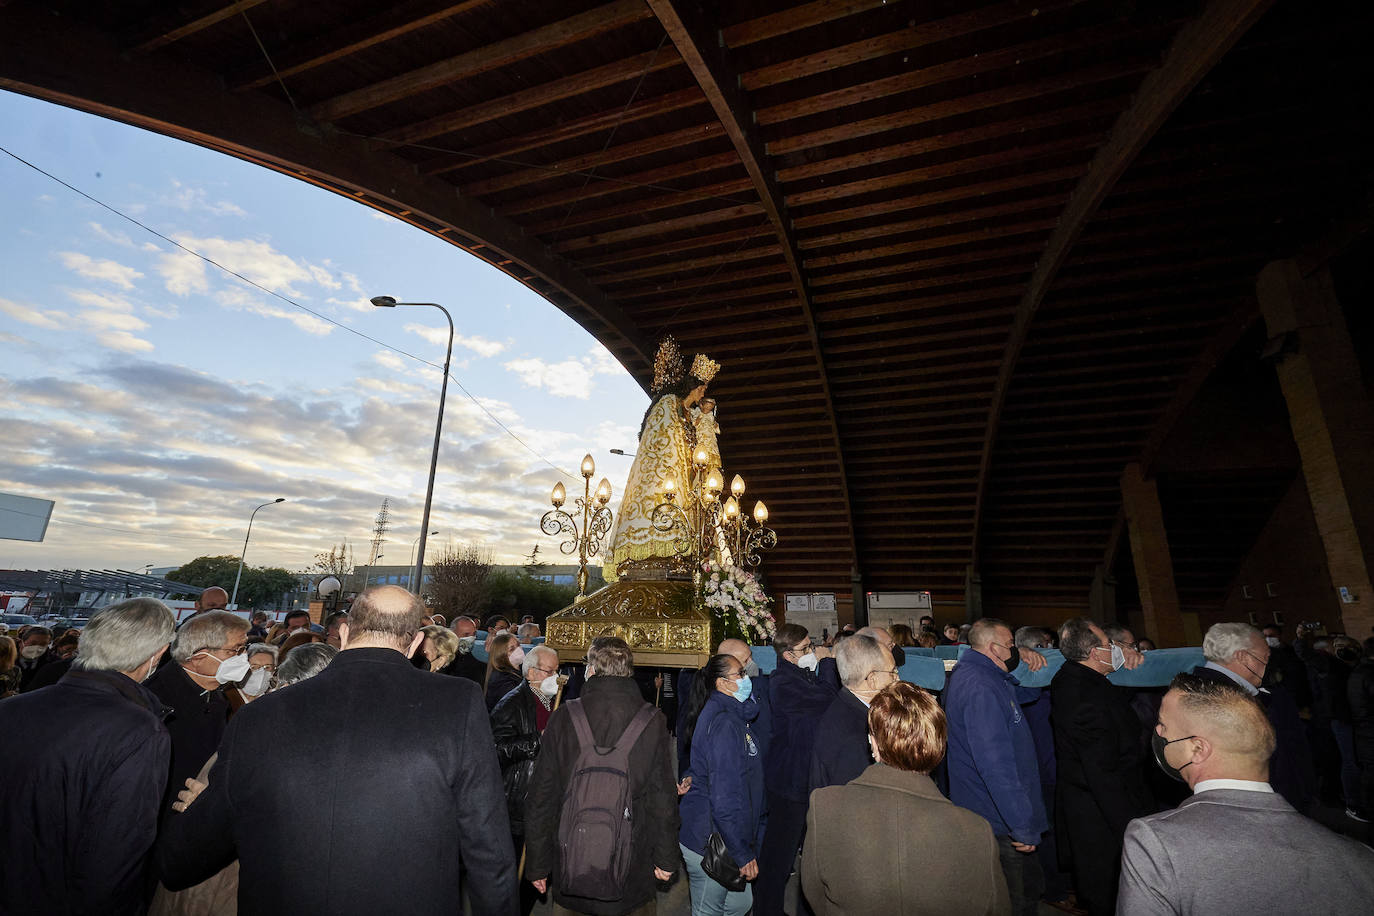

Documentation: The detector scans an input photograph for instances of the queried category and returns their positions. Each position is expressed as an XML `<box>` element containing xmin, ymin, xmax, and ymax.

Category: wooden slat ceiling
<box><xmin>2</xmin><ymin>0</ymin><xmax>1369</xmax><ymax>613</ymax></box>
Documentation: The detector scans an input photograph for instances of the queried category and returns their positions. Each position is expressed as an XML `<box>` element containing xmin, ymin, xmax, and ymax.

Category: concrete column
<box><xmin>964</xmin><ymin>565</ymin><xmax>982</xmax><ymax>623</ymax></box>
<box><xmin>1258</xmin><ymin>259</ymin><xmax>1374</xmax><ymax>639</ymax></box>
<box><xmin>1121</xmin><ymin>462</ymin><xmax>1188</xmax><ymax>647</ymax></box>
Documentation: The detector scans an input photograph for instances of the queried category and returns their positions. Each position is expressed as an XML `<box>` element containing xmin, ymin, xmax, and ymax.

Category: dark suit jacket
<box><xmin>803</xmin><ymin>765</ymin><xmax>1009</xmax><ymax>916</ymax></box>
<box><xmin>1051</xmin><ymin>661</ymin><xmax>1153</xmax><ymax>914</ymax></box>
<box><xmin>441</xmin><ymin>650</ymin><xmax>486</xmax><ymax>685</ymax></box>
<box><xmin>1119</xmin><ymin>788</ymin><xmax>1374</xmax><ymax>914</ymax></box>
<box><xmin>145</xmin><ymin>661</ymin><xmax>231</xmax><ymax>819</ymax></box>
<box><xmin>809</xmin><ymin>688</ymin><xmax>872</xmax><ymax>792</ymax></box>
<box><xmin>156</xmin><ymin>648</ymin><xmax>516</xmax><ymax>916</ymax></box>
<box><xmin>1190</xmin><ymin>665</ymin><xmax>1315</xmax><ymax>810</ymax></box>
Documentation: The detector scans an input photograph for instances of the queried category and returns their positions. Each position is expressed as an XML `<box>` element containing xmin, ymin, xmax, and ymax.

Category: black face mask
<box><xmin>1151</xmin><ymin>732</ymin><xmax>1197</xmax><ymax>783</ymax></box>
<box><xmin>891</xmin><ymin>645</ymin><xmax>906</xmax><ymax>668</ymax></box>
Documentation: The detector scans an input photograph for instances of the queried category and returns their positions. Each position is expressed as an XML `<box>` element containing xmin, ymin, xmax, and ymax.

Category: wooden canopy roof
<box><xmin>3</xmin><ymin>0</ymin><xmax>1370</xmax><ymax>618</ymax></box>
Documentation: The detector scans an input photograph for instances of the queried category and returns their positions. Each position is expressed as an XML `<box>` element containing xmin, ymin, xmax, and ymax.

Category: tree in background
<box><xmin>523</xmin><ymin>544</ymin><xmax>547</xmax><ymax>577</ymax></box>
<box><xmin>477</xmin><ymin>570</ymin><xmax>578</xmax><ymax>624</ymax></box>
<box><xmin>169</xmin><ymin>556</ymin><xmax>299</xmax><ymax>610</ymax></box>
<box><xmin>427</xmin><ymin>543</ymin><xmax>492</xmax><ymax>620</ymax></box>
<box><xmin>311</xmin><ymin>542</ymin><xmax>355</xmax><ymax>590</ymax></box>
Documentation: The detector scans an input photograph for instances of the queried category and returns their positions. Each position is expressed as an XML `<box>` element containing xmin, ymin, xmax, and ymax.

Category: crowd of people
<box><xmin>3</xmin><ymin>588</ymin><xmax>1374</xmax><ymax>916</ymax></box>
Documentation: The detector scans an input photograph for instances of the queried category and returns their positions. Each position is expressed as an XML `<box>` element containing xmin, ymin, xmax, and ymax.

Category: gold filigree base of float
<box><xmin>544</xmin><ymin>561</ymin><xmax>710</xmax><ymax>667</ymax></box>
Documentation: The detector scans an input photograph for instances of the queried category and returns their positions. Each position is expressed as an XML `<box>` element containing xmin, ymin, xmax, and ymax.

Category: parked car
<box><xmin>1</xmin><ymin>613</ymin><xmax>39</xmax><ymax>628</ymax></box>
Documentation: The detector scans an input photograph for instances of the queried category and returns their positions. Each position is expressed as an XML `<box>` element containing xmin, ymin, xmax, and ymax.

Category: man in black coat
<box><xmin>156</xmin><ymin>585</ymin><xmax>516</xmax><ymax>916</ymax></box>
<box><xmin>145</xmin><ymin>609</ymin><xmax>249</xmax><ymax>819</ymax></box>
<box><xmin>1050</xmin><ymin>618</ymin><xmax>1153</xmax><ymax>916</ymax></box>
<box><xmin>524</xmin><ymin>636</ymin><xmax>679</xmax><ymax>916</ymax></box>
<box><xmin>0</xmin><ymin>598</ymin><xmax>175</xmax><ymax>915</ymax></box>
<box><xmin>1191</xmin><ymin>621</ymin><xmax>1316</xmax><ymax>812</ymax></box>
<box><xmin>809</xmin><ymin>634</ymin><xmax>897</xmax><ymax>791</ymax></box>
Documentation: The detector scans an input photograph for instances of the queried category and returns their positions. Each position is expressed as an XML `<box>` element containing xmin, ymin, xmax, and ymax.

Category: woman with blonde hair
<box><xmin>418</xmin><ymin>625</ymin><xmax>460</xmax><ymax>673</ymax></box>
<box><xmin>802</xmin><ymin>682</ymin><xmax>1009</xmax><ymax>915</ymax></box>
<box><xmin>484</xmin><ymin>631</ymin><xmax>524</xmax><ymax>711</ymax></box>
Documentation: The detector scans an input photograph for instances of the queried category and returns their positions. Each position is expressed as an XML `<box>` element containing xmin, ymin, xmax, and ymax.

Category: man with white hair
<box><xmin>146</xmin><ymin>609</ymin><xmax>251</xmax><ymax>819</ymax></box>
<box><xmin>158</xmin><ymin>585</ymin><xmax>515</xmax><ymax>914</ymax></box>
<box><xmin>1118</xmin><ymin>674</ymin><xmax>1374</xmax><ymax>914</ymax></box>
<box><xmin>0</xmin><ymin>597</ymin><xmax>175</xmax><ymax>914</ymax></box>
<box><xmin>809</xmin><ymin>634</ymin><xmax>899</xmax><ymax>792</ymax></box>
<box><xmin>491</xmin><ymin>643</ymin><xmax>561</xmax><ymax>916</ymax></box>
<box><xmin>1191</xmin><ymin>622</ymin><xmax>1315</xmax><ymax>810</ymax></box>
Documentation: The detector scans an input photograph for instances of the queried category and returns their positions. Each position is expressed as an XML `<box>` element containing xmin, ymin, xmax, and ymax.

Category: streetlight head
<box><xmin>274</xmin><ymin>497</ymin><xmax>286</xmax><ymax>503</ymax></box>
<box><xmin>370</xmin><ymin>295</ymin><xmax>398</xmax><ymax>308</ymax></box>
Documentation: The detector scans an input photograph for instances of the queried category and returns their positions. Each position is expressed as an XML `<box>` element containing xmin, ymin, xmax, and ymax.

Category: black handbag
<box><xmin>702</xmin><ymin>830</ymin><xmax>747</xmax><ymax>892</ymax></box>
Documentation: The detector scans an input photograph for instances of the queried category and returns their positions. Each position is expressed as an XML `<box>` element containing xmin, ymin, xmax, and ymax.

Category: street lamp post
<box><xmin>372</xmin><ymin>295</ymin><xmax>452</xmax><ymax>595</ymax></box>
<box><xmin>230</xmin><ymin>498</ymin><xmax>286</xmax><ymax>609</ymax></box>
<box><xmin>410</xmin><ymin>530</ymin><xmax>439</xmax><ymax>570</ymax></box>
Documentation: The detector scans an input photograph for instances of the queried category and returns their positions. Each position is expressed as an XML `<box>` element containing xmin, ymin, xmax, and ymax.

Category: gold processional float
<box><xmin>539</xmin><ymin>338</ymin><xmax>777</xmax><ymax>667</ymax></box>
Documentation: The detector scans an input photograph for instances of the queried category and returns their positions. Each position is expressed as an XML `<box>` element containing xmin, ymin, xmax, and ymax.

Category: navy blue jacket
<box><xmin>678</xmin><ymin>668</ymin><xmax>772</xmax><ymax>774</ymax></box>
<box><xmin>943</xmin><ymin>649</ymin><xmax>1047</xmax><ymax>845</ymax></box>
<box><xmin>764</xmin><ymin>657</ymin><xmax>840</xmax><ymax>802</ymax></box>
<box><xmin>680</xmin><ymin>691</ymin><xmax>767</xmax><ymax>865</ymax></box>
<box><xmin>808</xmin><ymin>688</ymin><xmax>872</xmax><ymax>792</ymax></box>
<box><xmin>0</xmin><ymin>668</ymin><xmax>171</xmax><ymax>915</ymax></box>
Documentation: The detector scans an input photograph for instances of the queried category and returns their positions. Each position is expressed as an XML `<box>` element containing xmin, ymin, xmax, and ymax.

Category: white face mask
<box><xmin>744</xmin><ymin>659</ymin><xmax>760</xmax><ymax>678</ymax></box>
<box><xmin>193</xmin><ymin>651</ymin><xmax>252</xmax><ymax>685</ymax></box>
<box><xmin>539</xmin><ymin>674</ymin><xmax>560</xmax><ymax>697</ymax></box>
<box><xmin>21</xmin><ymin>645</ymin><xmax>47</xmax><ymax>660</ymax></box>
<box><xmin>796</xmin><ymin>651</ymin><xmax>819</xmax><ymax>671</ymax></box>
<box><xmin>1265</xmin><ymin>636</ymin><xmax>1281</xmax><ymax>648</ymax></box>
<box><xmin>241</xmin><ymin>667</ymin><xmax>271</xmax><ymax>697</ymax></box>
<box><xmin>456</xmin><ymin>635</ymin><xmax>476</xmax><ymax>653</ymax></box>
<box><xmin>1094</xmin><ymin>643</ymin><xmax>1125</xmax><ymax>672</ymax></box>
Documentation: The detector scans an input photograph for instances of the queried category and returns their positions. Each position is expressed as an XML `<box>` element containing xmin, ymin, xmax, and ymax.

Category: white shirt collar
<box><xmin>1203</xmin><ymin>660</ymin><xmax>1260</xmax><ymax>696</ymax></box>
<box><xmin>1194</xmin><ymin>778</ymin><xmax>1274</xmax><ymax>795</ymax></box>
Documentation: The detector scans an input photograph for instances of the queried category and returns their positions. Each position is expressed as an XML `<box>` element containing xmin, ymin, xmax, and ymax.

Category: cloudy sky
<box><xmin>0</xmin><ymin>90</ymin><xmax>647</xmax><ymax>575</ymax></box>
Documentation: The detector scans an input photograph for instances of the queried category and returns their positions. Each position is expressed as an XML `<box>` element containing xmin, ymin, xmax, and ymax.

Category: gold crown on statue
<box><xmin>652</xmin><ymin>336</ymin><xmax>685</xmax><ymax>391</ymax></box>
<box><xmin>690</xmin><ymin>353</ymin><xmax>720</xmax><ymax>383</ymax></box>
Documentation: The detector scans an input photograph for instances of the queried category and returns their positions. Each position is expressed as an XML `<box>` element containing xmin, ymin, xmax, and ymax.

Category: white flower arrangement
<box><xmin>701</xmin><ymin>558</ymin><xmax>776</xmax><ymax>643</ymax></box>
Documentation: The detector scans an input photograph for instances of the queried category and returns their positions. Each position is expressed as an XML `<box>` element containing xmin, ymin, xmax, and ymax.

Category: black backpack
<box><xmin>557</xmin><ymin>699</ymin><xmax>657</xmax><ymax>900</ymax></box>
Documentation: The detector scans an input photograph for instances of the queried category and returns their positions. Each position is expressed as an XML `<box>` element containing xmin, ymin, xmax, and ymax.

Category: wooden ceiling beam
<box><xmin>420</xmin><ymin>88</ymin><xmax>706</xmax><ymax>177</ymax></box>
<box><xmin>311</xmin><ymin>0</ymin><xmax>653</xmax><ymax>122</ymax></box>
<box><xmin>578</xmin><ymin>224</ymin><xmax>776</xmax><ymax>269</ymax></box>
<box><xmin>804</xmin><ymin>223</ymin><xmax>1055</xmax><ymax>269</ymax></box>
<box><xmin>524</xmin><ymin>177</ymin><xmax>755</xmax><ymax>236</ymax></box>
<box><xmin>741</xmin><ymin>0</ymin><xmax>1084</xmax><ymax>90</ymax></box>
<box><xmin>812</xmin><ymin>264</ymin><xmax>1032</xmax><ymax>305</ymax></box>
<box><xmin>760</xmin><ymin>22</ymin><xmax>1144</xmax><ymax>127</ymax></box>
<box><xmin>722</xmin><ymin>0</ymin><xmax>888</xmax><ymax>47</ymax></box>
<box><xmin>769</xmin><ymin>60</ymin><xmax>1147</xmax><ymax>156</ymax></box>
<box><xmin>810</xmin><ymin>243</ymin><xmax>1044</xmax><ymax>288</ymax></box>
<box><xmin>554</xmin><ymin>202</ymin><xmax>765</xmax><ymax>252</ymax></box>
<box><xmin>788</xmin><ymin>134</ymin><xmax>1101</xmax><ymax>209</ymax></box>
<box><xmin>128</xmin><ymin>0</ymin><xmax>270</xmax><ymax>54</ymax></box>
<box><xmin>970</xmin><ymin>0</ymin><xmax>1276</xmax><ymax>567</ymax></box>
<box><xmin>599</xmin><ymin>243</ymin><xmax>780</xmax><ymax>285</ymax></box>
<box><xmin>505</xmin><ymin>151</ymin><xmax>739</xmax><ymax>218</ymax></box>
<box><xmin>800</xmin><ymin>195</ymin><xmax>1066</xmax><ymax>253</ymax></box>
<box><xmin>466</xmin><ymin>121</ymin><xmax>727</xmax><ymax>197</ymax></box>
<box><xmin>228</xmin><ymin>0</ymin><xmax>488</xmax><ymax>91</ymax></box>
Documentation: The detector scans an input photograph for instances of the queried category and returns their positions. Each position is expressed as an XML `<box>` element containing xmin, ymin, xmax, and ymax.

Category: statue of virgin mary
<box><xmin>604</xmin><ymin>337</ymin><xmax>719</xmax><ymax>579</ymax></box>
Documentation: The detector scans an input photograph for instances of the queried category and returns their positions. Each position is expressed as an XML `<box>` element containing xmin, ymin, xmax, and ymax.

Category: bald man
<box><xmin>194</xmin><ymin>587</ymin><xmax>229</xmax><ymax>613</ymax></box>
<box><xmin>1118</xmin><ymin>675</ymin><xmax>1374</xmax><ymax>914</ymax></box>
<box><xmin>158</xmin><ymin>586</ymin><xmax>516</xmax><ymax>915</ymax></box>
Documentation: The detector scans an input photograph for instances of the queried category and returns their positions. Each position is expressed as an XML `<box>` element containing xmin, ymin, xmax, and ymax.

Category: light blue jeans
<box><xmin>680</xmin><ymin>842</ymin><xmax>753</xmax><ymax>916</ymax></box>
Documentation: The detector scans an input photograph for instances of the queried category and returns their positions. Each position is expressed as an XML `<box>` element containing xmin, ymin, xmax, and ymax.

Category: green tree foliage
<box><xmin>476</xmin><ymin>570</ymin><xmax>577</xmax><ymax>623</ymax></box>
<box><xmin>168</xmin><ymin>556</ymin><xmax>300</xmax><ymax>610</ymax></box>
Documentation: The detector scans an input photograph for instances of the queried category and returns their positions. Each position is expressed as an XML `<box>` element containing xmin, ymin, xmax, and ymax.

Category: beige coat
<box><xmin>802</xmin><ymin>764</ymin><xmax>1009</xmax><ymax>916</ymax></box>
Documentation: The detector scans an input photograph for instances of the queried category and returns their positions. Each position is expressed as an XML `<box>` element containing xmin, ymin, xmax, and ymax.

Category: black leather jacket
<box><xmin>489</xmin><ymin>680</ymin><xmax>544</xmax><ymax>835</ymax></box>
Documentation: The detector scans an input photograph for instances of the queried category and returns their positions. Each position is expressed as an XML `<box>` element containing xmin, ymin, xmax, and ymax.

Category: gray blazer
<box><xmin>1118</xmin><ymin>788</ymin><xmax>1374</xmax><ymax>915</ymax></box>
<box><xmin>803</xmin><ymin>764</ymin><xmax>1010</xmax><ymax>916</ymax></box>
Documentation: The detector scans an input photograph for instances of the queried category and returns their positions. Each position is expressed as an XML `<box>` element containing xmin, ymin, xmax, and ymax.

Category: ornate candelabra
<box><xmin>650</xmin><ymin>451</ymin><xmax>775</xmax><ymax>576</ymax></box>
<box><xmin>720</xmin><ymin>474</ymin><xmax>777</xmax><ymax>568</ymax></box>
<box><xmin>540</xmin><ymin>453</ymin><xmax>613</xmax><ymax>598</ymax></box>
